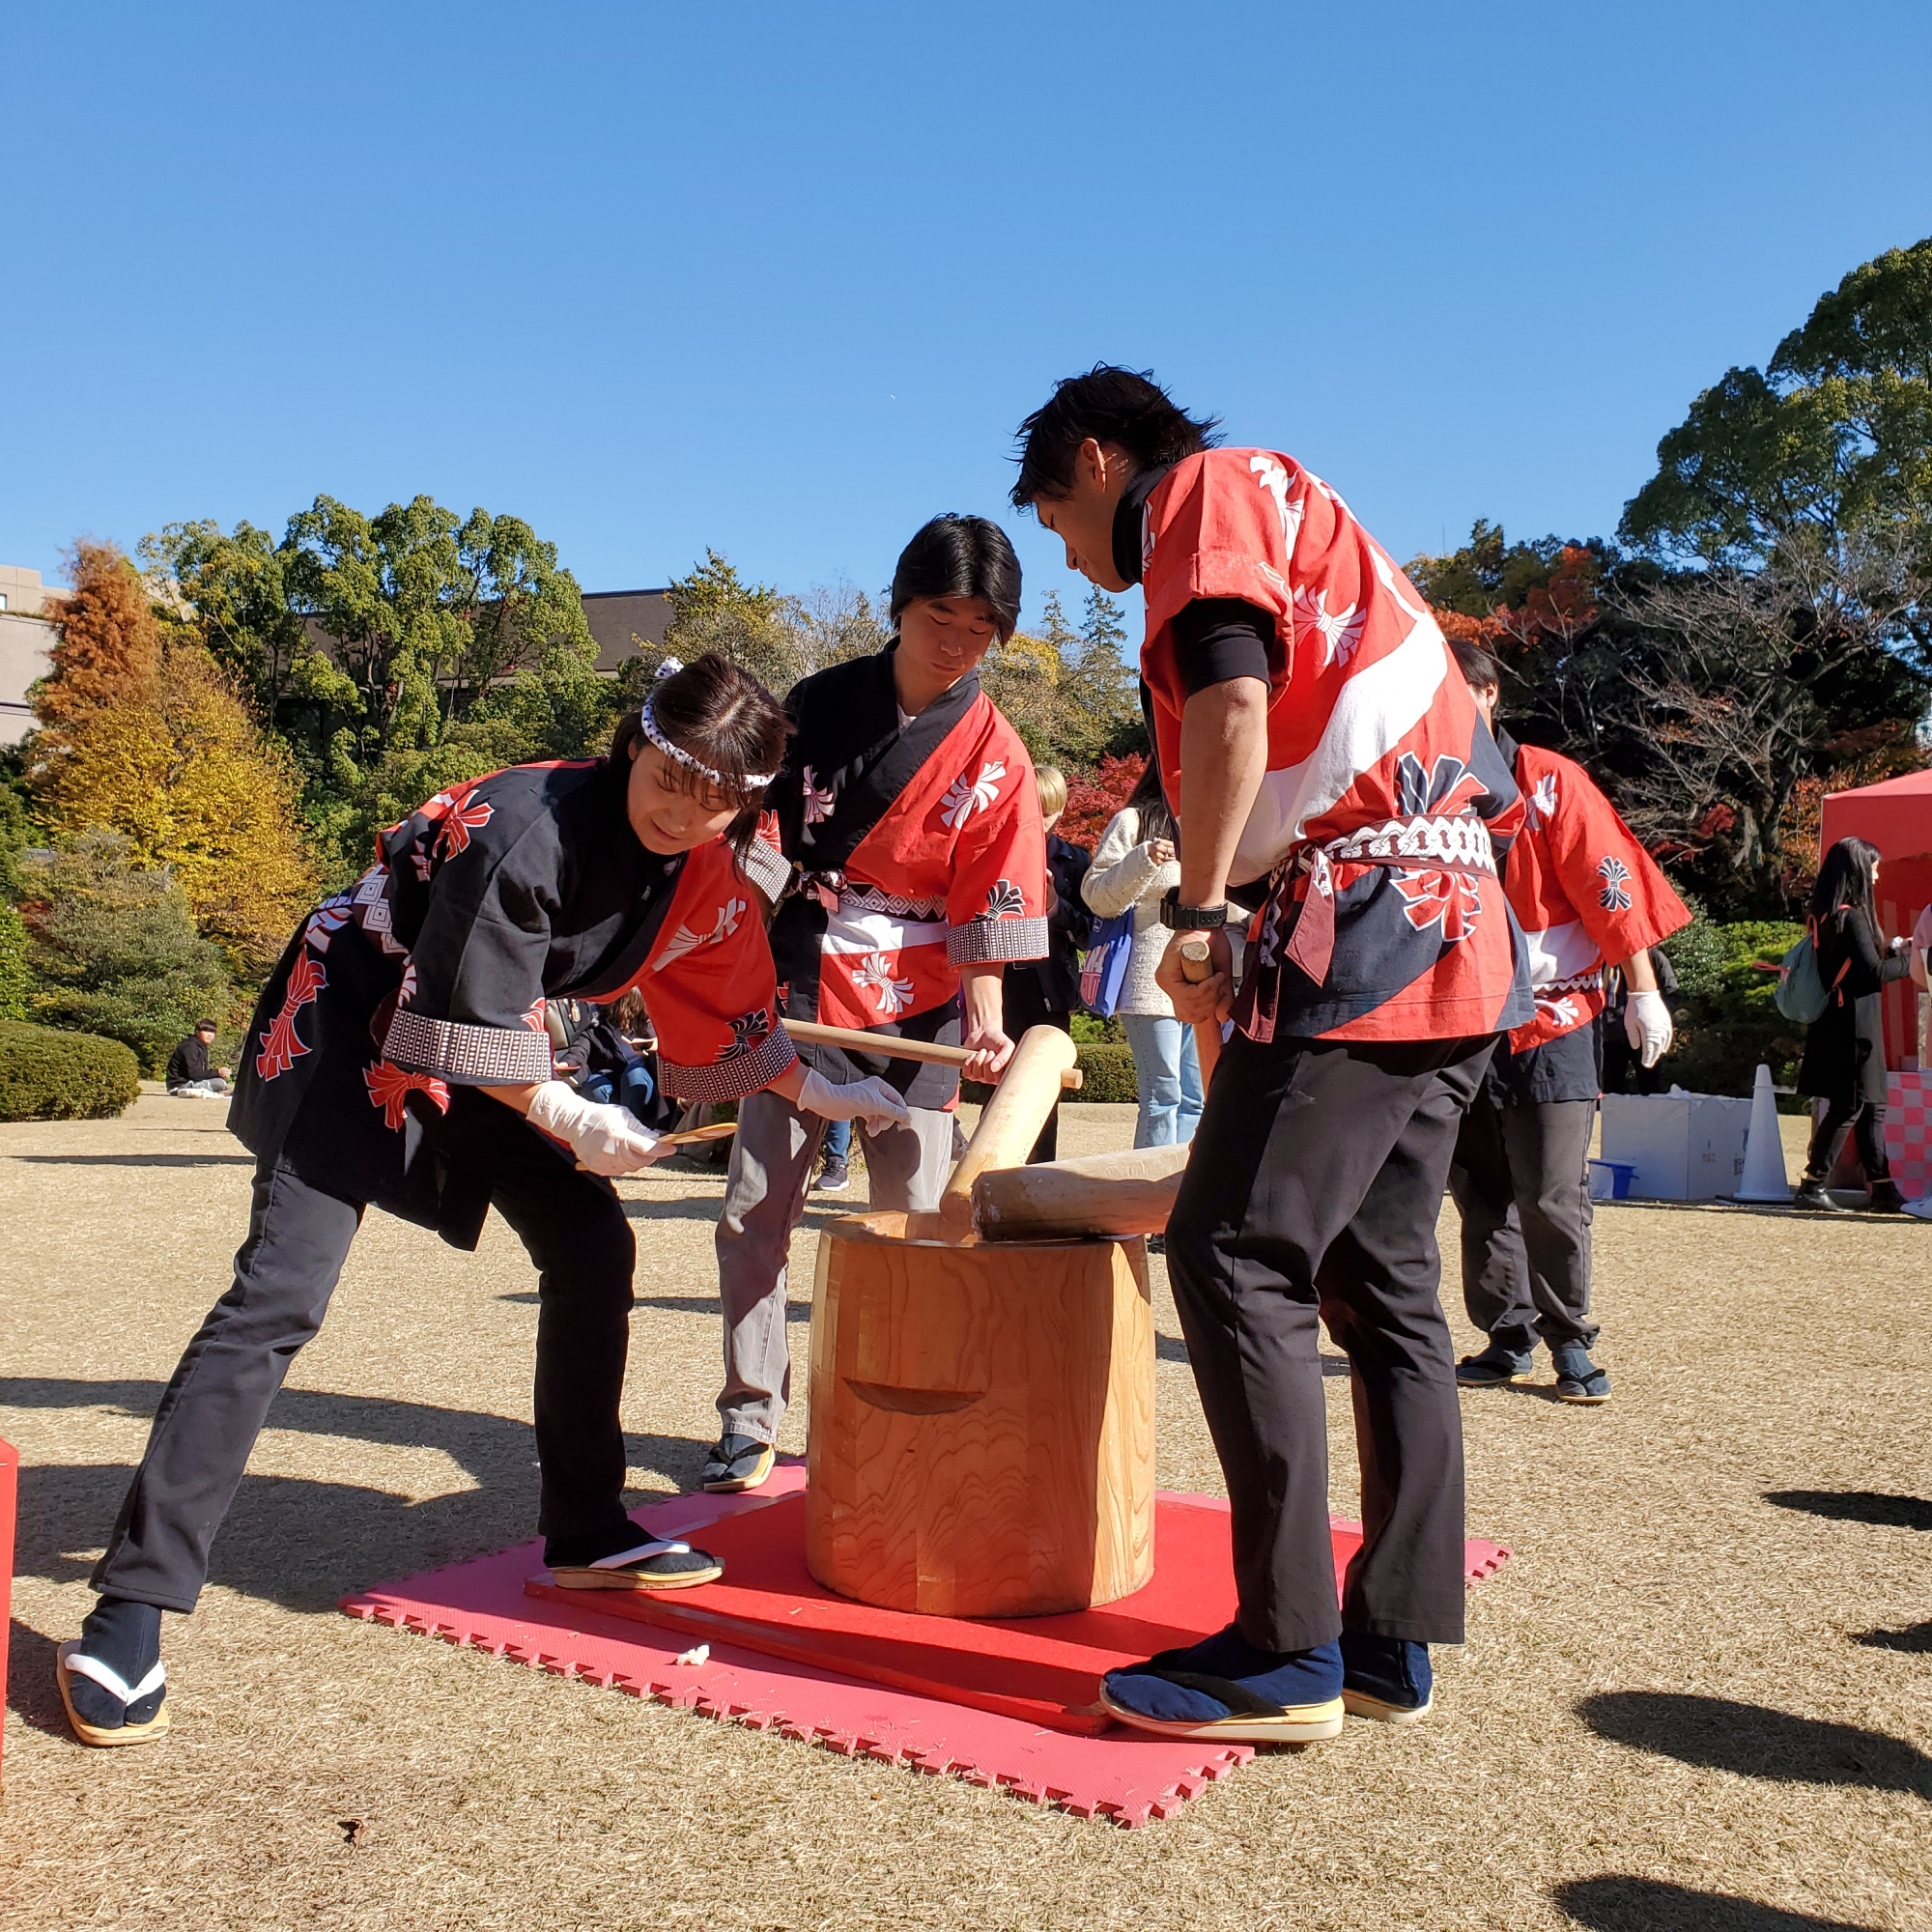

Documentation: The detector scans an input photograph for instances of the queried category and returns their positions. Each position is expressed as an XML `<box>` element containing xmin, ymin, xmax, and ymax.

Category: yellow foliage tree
<box><xmin>36</xmin><ymin>642</ymin><xmax>318</xmax><ymax>975</ymax></box>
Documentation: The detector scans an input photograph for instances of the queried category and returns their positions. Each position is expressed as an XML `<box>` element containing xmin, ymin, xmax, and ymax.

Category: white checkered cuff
<box><xmin>659</xmin><ymin>1025</ymin><xmax>796</xmax><ymax>1104</ymax></box>
<box><xmin>382</xmin><ymin>1008</ymin><xmax>554</xmax><ymax>1085</ymax></box>
<box><xmin>947</xmin><ymin>915</ymin><xmax>1048</xmax><ymax>967</ymax></box>
<box><xmin>739</xmin><ymin>838</ymin><xmax>792</xmax><ymax>905</ymax></box>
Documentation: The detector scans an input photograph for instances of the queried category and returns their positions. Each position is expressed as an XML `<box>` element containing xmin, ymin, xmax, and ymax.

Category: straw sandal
<box><xmin>56</xmin><ymin>1642</ymin><xmax>169</xmax><ymax>1747</ymax></box>
<box><xmin>548</xmin><ymin>1537</ymin><xmax>724</xmax><ymax>1591</ymax></box>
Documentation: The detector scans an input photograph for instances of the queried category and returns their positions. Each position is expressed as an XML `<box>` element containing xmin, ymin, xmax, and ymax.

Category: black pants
<box><xmin>1448</xmin><ymin>1089</ymin><xmax>1599</xmax><ymax>1354</ymax></box>
<box><xmin>1165</xmin><ymin>1030</ymin><xmax>1492</xmax><ymax>1653</ymax></box>
<box><xmin>1805</xmin><ymin>1098</ymin><xmax>1889</xmax><ymax>1184</ymax></box>
<box><xmin>999</xmin><ymin>972</ymin><xmax>1069</xmax><ymax>1164</ymax></box>
<box><xmin>94</xmin><ymin>1131</ymin><xmax>636</xmax><ymax>1612</ymax></box>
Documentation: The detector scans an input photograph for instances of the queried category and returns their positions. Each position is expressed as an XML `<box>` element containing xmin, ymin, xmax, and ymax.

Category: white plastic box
<box><xmin>1599</xmin><ymin>1092</ymin><xmax>1753</xmax><ymax>1202</ymax></box>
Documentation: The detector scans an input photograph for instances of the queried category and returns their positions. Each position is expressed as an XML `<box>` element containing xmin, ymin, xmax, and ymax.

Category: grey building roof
<box><xmin>582</xmin><ymin>589</ymin><xmax>672</xmax><ymax>674</ymax></box>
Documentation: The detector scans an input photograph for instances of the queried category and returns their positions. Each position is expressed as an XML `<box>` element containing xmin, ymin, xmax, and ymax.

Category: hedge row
<box><xmin>0</xmin><ymin>1019</ymin><xmax>143</xmax><ymax>1121</ymax></box>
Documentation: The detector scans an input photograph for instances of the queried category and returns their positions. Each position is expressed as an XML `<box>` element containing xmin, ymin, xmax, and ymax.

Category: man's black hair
<box><xmin>889</xmin><ymin>514</ymin><xmax>1023</xmax><ymax>640</ymax></box>
<box><xmin>1447</xmin><ymin>635</ymin><xmax>1501</xmax><ymax>693</ymax></box>
<box><xmin>1009</xmin><ymin>365</ymin><xmax>1221</xmax><ymax>507</ymax></box>
<box><xmin>195</xmin><ymin>1019</ymin><xmax>218</xmax><ymax>1032</ymax></box>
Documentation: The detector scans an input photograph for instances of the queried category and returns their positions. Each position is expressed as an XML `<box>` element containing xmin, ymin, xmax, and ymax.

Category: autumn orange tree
<box><xmin>32</xmin><ymin>542</ymin><xmax>317</xmax><ymax>976</ymax></box>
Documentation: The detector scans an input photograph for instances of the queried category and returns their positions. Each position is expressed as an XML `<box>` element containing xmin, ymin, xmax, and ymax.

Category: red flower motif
<box><xmin>524</xmin><ymin>998</ymin><xmax>548</xmax><ymax>1033</ymax></box>
<box><xmin>363</xmin><ymin>1061</ymin><xmax>451</xmax><ymax>1131</ymax></box>
<box><xmin>432</xmin><ymin>790</ymin><xmax>494</xmax><ymax>859</ymax></box>
<box><xmin>1390</xmin><ymin>867</ymin><xmax>1484</xmax><ymax>943</ymax></box>
<box><xmin>255</xmin><ymin>952</ymin><xmax>327</xmax><ymax>1080</ymax></box>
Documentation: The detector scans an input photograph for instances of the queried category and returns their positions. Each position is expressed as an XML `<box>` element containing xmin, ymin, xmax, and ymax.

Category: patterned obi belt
<box><xmin>1236</xmin><ymin>811</ymin><xmax>1497</xmax><ymax>1041</ymax></box>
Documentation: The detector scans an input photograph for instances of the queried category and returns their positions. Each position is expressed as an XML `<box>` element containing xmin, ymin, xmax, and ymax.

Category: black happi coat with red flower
<box><xmin>229</xmin><ymin>757</ymin><xmax>792</xmax><ymax>1245</ymax></box>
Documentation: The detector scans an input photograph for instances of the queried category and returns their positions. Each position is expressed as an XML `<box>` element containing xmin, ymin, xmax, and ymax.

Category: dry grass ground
<box><xmin>1</xmin><ymin>1094</ymin><xmax>1927</xmax><ymax>1932</ymax></box>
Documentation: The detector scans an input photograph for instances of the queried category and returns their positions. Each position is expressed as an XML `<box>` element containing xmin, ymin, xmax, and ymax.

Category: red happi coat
<box><xmin>230</xmin><ymin>758</ymin><xmax>793</xmax><ymax>1238</ymax></box>
<box><xmin>760</xmin><ymin>649</ymin><xmax>1048</xmax><ymax>1106</ymax></box>
<box><xmin>1499</xmin><ymin>739</ymin><xmax>1690</xmax><ymax>1053</ymax></box>
<box><xmin>1136</xmin><ymin>448</ymin><xmax>1532</xmax><ymax>1043</ymax></box>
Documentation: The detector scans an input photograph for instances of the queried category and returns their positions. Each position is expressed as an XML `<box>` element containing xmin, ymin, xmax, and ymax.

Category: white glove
<box><xmin>526</xmin><ymin>1080</ymin><xmax>667</xmax><ymax>1176</ymax></box>
<box><xmin>1625</xmin><ymin>988</ymin><xmax>1674</xmax><ymax>1069</ymax></box>
<box><xmin>798</xmin><ymin>1068</ymin><xmax>911</xmax><ymax>1135</ymax></box>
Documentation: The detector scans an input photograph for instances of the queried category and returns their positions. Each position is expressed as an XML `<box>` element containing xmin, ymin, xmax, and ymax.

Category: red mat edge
<box><xmin>338</xmin><ymin>1470</ymin><xmax>1509</xmax><ymax>1828</ymax></box>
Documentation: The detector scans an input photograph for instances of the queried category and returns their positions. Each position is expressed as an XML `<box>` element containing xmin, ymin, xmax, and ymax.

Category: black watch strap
<box><xmin>1159</xmin><ymin>889</ymin><xmax>1228</xmax><ymax>931</ymax></box>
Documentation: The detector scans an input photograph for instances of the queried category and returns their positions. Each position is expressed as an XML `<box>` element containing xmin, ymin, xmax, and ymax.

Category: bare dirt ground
<box><xmin>1</xmin><ymin>1094</ymin><xmax>1927</xmax><ymax>1932</ymax></box>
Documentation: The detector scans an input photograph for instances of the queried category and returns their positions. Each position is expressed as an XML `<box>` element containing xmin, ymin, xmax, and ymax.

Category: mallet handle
<box><xmin>781</xmin><ymin>1019</ymin><xmax>1082</xmax><ymax>1090</ymax></box>
<box><xmin>1179</xmin><ymin>937</ymin><xmax>1222</xmax><ymax>1090</ymax></box>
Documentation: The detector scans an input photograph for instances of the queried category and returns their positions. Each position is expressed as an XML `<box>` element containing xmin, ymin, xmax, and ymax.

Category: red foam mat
<box><xmin>343</xmin><ymin>1469</ymin><xmax>1510</xmax><ymax>1827</ymax></box>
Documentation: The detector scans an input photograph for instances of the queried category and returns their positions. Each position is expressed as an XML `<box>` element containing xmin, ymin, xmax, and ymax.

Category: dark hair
<box><xmin>1448</xmin><ymin>635</ymin><xmax>1501</xmax><ymax>693</ymax></box>
<box><xmin>195</xmin><ymin>1019</ymin><xmax>217</xmax><ymax>1032</ymax></box>
<box><xmin>889</xmin><ymin>514</ymin><xmax>1022</xmax><ymax>641</ymax></box>
<box><xmin>1009</xmin><ymin>365</ymin><xmax>1220</xmax><ymax>507</ymax></box>
<box><xmin>1125</xmin><ymin>754</ymin><xmax>1176</xmax><ymax>847</ymax></box>
<box><xmin>609</xmin><ymin>651</ymin><xmax>791</xmax><ymax>864</ymax></box>
<box><xmin>1809</xmin><ymin>836</ymin><xmax>1881</xmax><ymax>930</ymax></box>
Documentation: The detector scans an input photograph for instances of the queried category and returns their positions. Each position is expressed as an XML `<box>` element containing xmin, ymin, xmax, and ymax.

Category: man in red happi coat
<box><xmin>1012</xmin><ymin>366</ymin><xmax>1533</xmax><ymax>1745</ymax></box>
<box><xmin>1445</xmin><ymin>636</ymin><xmax>1689</xmax><ymax>1404</ymax></box>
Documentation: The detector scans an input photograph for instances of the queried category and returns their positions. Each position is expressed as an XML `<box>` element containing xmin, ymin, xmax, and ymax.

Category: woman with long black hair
<box><xmin>1795</xmin><ymin>836</ymin><xmax>1914</xmax><ymax>1212</ymax></box>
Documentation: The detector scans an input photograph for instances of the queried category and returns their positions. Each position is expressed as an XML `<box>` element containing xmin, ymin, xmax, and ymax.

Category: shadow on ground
<box><xmin>1555</xmin><ymin>1875</ymin><xmax>1884</xmax><ymax>1931</ymax></box>
<box><xmin>1852</xmin><ymin>1620</ymin><xmax>1932</xmax><ymax>1653</ymax></box>
<box><xmin>0</xmin><ymin>1376</ymin><xmax>715</xmax><ymax>1613</ymax></box>
<box><xmin>1577</xmin><ymin>1691</ymin><xmax>1932</xmax><ymax>1799</ymax></box>
<box><xmin>1763</xmin><ymin>1490</ymin><xmax>1932</xmax><ymax>1530</ymax></box>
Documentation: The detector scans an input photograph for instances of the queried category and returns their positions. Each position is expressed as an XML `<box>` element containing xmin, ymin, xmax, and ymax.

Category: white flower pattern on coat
<box><xmin>1250</xmin><ymin>454</ymin><xmax>1304</xmax><ymax>560</ymax></box>
<box><xmin>940</xmin><ymin>760</ymin><xmax>1007</xmax><ymax>829</ymax></box>
<box><xmin>852</xmin><ymin>951</ymin><xmax>915</xmax><ymax>1015</ymax></box>
<box><xmin>653</xmin><ymin>896</ymin><xmax>747</xmax><ymax>971</ymax></box>
<box><xmin>802</xmin><ymin>766</ymin><xmax>837</xmax><ymax>825</ymax></box>
<box><xmin>1293</xmin><ymin>584</ymin><xmax>1367</xmax><ymax>669</ymax></box>
<box><xmin>1525</xmin><ymin>772</ymin><xmax>1559</xmax><ymax>831</ymax></box>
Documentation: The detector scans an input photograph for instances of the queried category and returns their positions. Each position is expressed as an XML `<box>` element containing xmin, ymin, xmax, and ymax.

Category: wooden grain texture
<box><xmin>1179</xmin><ymin>935</ymin><xmax>1222</xmax><ymax>1090</ymax></box>
<box><xmin>973</xmin><ymin>1144</ymin><xmax>1191</xmax><ymax>1242</ymax></box>
<box><xmin>782</xmin><ymin>1018</ymin><xmax>1081</xmax><ymax>1086</ymax></box>
<box><xmin>805</xmin><ymin>1211</ymin><xmax>1155</xmax><ymax>1617</ymax></box>
<box><xmin>936</xmin><ymin>1025</ymin><xmax>1080</xmax><ymax>1236</ymax></box>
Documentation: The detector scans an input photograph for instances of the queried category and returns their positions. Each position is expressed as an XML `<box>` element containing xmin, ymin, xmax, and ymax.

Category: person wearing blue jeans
<box><xmin>1120</xmin><ymin>1013</ymin><xmax>1203</xmax><ymax>1148</ymax></box>
<box><xmin>1082</xmin><ymin>761</ymin><xmax>1207</xmax><ymax>1151</ymax></box>
<box><xmin>815</xmin><ymin>1116</ymin><xmax>852</xmax><ymax>1190</ymax></box>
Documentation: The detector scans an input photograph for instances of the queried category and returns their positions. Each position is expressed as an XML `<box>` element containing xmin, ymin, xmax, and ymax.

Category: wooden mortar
<box><xmin>805</xmin><ymin>1211</ymin><xmax>1155</xmax><ymax>1617</ymax></box>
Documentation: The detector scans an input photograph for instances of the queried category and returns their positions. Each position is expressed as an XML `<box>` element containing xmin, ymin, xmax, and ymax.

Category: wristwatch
<box><xmin>1158</xmin><ymin>890</ymin><xmax>1228</xmax><ymax>931</ymax></box>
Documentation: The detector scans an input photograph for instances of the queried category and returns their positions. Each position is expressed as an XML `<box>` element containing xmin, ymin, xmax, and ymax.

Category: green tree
<box><xmin>23</xmin><ymin>831</ymin><xmax>234</xmax><ymax>1072</ymax></box>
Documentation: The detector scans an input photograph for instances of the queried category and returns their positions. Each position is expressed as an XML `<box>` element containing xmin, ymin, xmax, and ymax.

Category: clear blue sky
<box><xmin>5</xmin><ymin>2</ymin><xmax>1930</xmax><ymax>632</ymax></box>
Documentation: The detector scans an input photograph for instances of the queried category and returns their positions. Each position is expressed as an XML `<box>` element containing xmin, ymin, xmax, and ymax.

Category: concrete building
<box><xmin>581</xmin><ymin>588</ymin><xmax>672</xmax><ymax>672</ymax></box>
<box><xmin>0</xmin><ymin>569</ymin><xmax>61</xmax><ymax>748</ymax></box>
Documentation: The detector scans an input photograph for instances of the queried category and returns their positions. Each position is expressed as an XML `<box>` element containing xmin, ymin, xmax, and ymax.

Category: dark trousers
<box><xmin>1165</xmin><ymin>1031</ymin><xmax>1492</xmax><ymax>1653</ymax></box>
<box><xmin>94</xmin><ymin>1131</ymin><xmax>636</xmax><ymax>1612</ymax></box>
<box><xmin>1448</xmin><ymin>1090</ymin><xmax>1599</xmax><ymax>1354</ymax></box>
<box><xmin>1805</xmin><ymin>1098</ymin><xmax>1889</xmax><ymax>1184</ymax></box>
<box><xmin>999</xmin><ymin>970</ymin><xmax>1069</xmax><ymax>1163</ymax></box>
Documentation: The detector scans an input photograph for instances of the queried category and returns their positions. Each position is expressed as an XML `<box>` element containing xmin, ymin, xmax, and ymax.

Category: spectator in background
<box><xmin>1001</xmin><ymin>764</ymin><xmax>1093</xmax><ymax>1162</ymax></box>
<box><xmin>1601</xmin><ymin>948</ymin><xmax>1682</xmax><ymax>1095</ymax></box>
<box><xmin>1795</xmin><ymin>837</ymin><xmax>1914</xmax><ymax>1213</ymax></box>
<box><xmin>1081</xmin><ymin>758</ymin><xmax>1203</xmax><ymax>1149</ymax></box>
<box><xmin>165</xmin><ymin>1021</ymin><xmax>231</xmax><ymax>1097</ymax></box>
<box><xmin>814</xmin><ymin>1116</ymin><xmax>852</xmax><ymax>1192</ymax></box>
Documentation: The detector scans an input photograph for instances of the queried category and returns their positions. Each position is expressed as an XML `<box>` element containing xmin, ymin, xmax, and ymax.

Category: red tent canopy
<box><xmin>1820</xmin><ymin>767</ymin><xmax>1932</xmax><ymax>1069</ymax></box>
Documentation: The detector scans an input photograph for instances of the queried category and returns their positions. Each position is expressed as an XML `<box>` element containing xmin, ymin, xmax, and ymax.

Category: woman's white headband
<box><xmin>639</xmin><ymin>657</ymin><xmax>779</xmax><ymax>791</ymax></box>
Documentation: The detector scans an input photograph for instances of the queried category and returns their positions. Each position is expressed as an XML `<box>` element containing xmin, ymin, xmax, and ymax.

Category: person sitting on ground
<box><xmin>165</xmin><ymin>1021</ymin><xmax>231</xmax><ymax>1097</ymax></box>
<box><xmin>1080</xmin><ymin>757</ymin><xmax>1203</xmax><ymax>1149</ymax></box>
<box><xmin>1001</xmin><ymin>763</ymin><xmax>1093</xmax><ymax>1162</ymax></box>
<box><xmin>1794</xmin><ymin>837</ymin><xmax>1915</xmax><ymax>1213</ymax></box>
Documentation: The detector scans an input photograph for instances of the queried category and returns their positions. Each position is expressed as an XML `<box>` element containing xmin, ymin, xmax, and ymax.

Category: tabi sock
<box><xmin>1104</xmin><ymin>1622</ymin><xmax>1344</xmax><ymax>1723</ymax></box>
<box><xmin>1339</xmin><ymin>1631</ymin><xmax>1432</xmax><ymax>1710</ymax></box>
<box><xmin>71</xmin><ymin>1597</ymin><xmax>165</xmax><ymax>1727</ymax></box>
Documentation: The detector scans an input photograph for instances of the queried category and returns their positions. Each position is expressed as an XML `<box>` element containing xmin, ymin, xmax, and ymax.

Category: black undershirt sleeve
<box><xmin>1170</xmin><ymin>597</ymin><xmax>1273</xmax><ymax>696</ymax></box>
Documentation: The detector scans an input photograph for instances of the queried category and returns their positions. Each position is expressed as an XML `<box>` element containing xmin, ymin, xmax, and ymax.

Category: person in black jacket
<box><xmin>1001</xmin><ymin>764</ymin><xmax>1093</xmax><ymax>1162</ymax></box>
<box><xmin>1795</xmin><ymin>838</ymin><xmax>1915</xmax><ymax>1213</ymax></box>
<box><xmin>164</xmin><ymin>1021</ymin><xmax>231</xmax><ymax>1096</ymax></box>
<box><xmin>1601</xmin><ymin>948</ymin><xmax>1682</xmax><ymax>1096</ymax></box>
